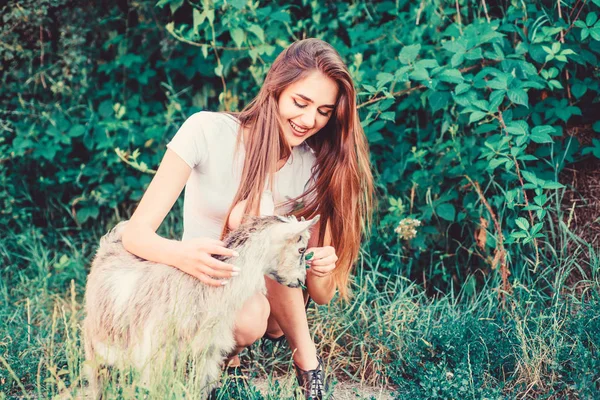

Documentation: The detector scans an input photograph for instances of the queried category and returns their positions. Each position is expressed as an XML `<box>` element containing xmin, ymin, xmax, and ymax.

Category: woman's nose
<box><xmin>300</xmin><ymin>109</ymin><xmax>317</xmax><ymax>128</ymax></box>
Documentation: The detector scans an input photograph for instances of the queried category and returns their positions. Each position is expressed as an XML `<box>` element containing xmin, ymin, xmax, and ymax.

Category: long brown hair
<box><xmin>222</xmin><ymin>38</ymin><xmax>374</xmax><ymax>301</ymax></box>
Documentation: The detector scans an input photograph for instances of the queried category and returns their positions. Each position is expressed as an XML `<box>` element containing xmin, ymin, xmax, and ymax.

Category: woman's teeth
<box><xmin>290</xmin><ymin>120</ymin><xmax>308</xmax><ymax>135</ymax></box>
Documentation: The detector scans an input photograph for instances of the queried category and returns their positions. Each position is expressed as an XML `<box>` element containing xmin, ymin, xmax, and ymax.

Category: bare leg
<box><xmin>264</xmin><ymin>277</ymin><xmax>319</xmax><ymax>370</ymax></box>
<box><xmin>224</xmin><ymin>292</ymin><xmax>270</xmax><ymax>367</ymax></box>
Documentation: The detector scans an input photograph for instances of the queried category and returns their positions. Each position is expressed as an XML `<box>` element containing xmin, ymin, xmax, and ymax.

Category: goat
<box><xmin>83</xmin><ymin>214</ymin><xmax>319</xmax><ymax>398</ymax></box>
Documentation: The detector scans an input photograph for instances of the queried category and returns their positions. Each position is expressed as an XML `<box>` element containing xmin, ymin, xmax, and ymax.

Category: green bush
<box><xmin>3</xmin><ymin>0</ymin><xmax>600</xmax><ymax>297</ymax></box>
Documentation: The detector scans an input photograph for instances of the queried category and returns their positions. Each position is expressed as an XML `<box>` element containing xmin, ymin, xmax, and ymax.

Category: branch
<box><xmin>358</xmin><ymin>61</ymin><xmax>495</xmax><ymax>110</ymax></box>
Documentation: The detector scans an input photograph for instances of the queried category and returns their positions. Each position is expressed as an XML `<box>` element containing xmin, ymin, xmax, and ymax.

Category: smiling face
<box><xmin>277</xmin><ymin>70</ymin><xmax>339</xmax><ymax>148</ymax></box>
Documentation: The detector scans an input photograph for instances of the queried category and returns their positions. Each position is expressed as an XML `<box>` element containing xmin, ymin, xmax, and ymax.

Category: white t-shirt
<box><xmin>166</xmin><ymin>111</ymin><xmax>317</xmax><ymax>240</ymax></box>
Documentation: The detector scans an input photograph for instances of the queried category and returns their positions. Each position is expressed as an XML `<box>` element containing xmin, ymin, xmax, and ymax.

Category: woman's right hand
<box><xmin>174</xmin><ymin>238</ymin><xmax>240</xmax><ymax>287</ymax></box>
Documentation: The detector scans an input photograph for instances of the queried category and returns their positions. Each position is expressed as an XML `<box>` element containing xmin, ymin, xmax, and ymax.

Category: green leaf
<box><xmin>429</xmin><ymin>92</ymin><xmax>451</xmax><ymax>113</ymax></box>
<box><xmin>193</xmin><ymin>9</ymin><xmax>205</xmax><ymax>33</ymax></box>
<box><xmin>454</xmin><ymin>83</ymin><xmax>470</xmax><ymax>95</ymax></box>
<box><xmin>548</xmin><ymin>80</ymin><xmax>563</xmax><ymax>90</ymax></box>
<box><xmin>581</xmin><ymin>28</ymin><xmax>590</xmax><ymax>41</ymax></box>
<box><xmin>98</xmin><ymin>101</ymin><xmax>113</xmax><ymax>118</ymax></box>
<box><xmin>451</xmin><ymin>53</ymin><xmax>464</xmax><ymax>67</ymax></box>
<box><xmin>270</xmin><ymin>10</ymin><xmax>291</xmax><ymax>23</ymax></box>
<box><xmin>508</xmin><ymin>89</ymin><xmax>529</xmax><ymax>107</ymax></box>
<box><xmin>438</xmin><ymin>69</ymin><xmax>464</xmax><ymax>83</ymax></box>
<box><xmin>169</xmin><ymin>0</ymin><xmax>184</xmax><ymax>14</ymax></box>
<box><xmin>247</xmin><ymin>24</ymin><xmax>265</xmax><ymax>42</ymax></box>
<box><xmin>230</xmin><ymin>27</ymin><xmax>245</xmax><ymax>48</ymax></box>
<box><xmin>442</xmin><ymin>41</ymin><xmax>466</xmax><ymax>53</ymax></box>
<box><xmin>511</xmin><ymin>231</ymin><xmax>528</xmax><ymax>239</ymax></box>
<box><xmin>487</xmin><ymin>79</ymin><xmax>507</xmax><ymax>90</ymax></box>
<box><xmin>521</xmin><ymin>170</ymin><xmax>540</xmax><ymax>185</ymax></box>
<box><xmin>593</xmin><ymin>121</ymin><xmax>600</xmax><ymax>133</ymax></box>
<box><xmin>415</xmin><ymin>59</ymin><xmax>439</xmax><ymax>69</ymax></box>
<box><xmin>555</xmin><ymin>55</ymin><xmax>567</xmax><ymax>62</ymax></box>
<box><xmin>399</xmin><ymin>44</ymin><xmax>421</xmax><ymax>64</ymax></box>
<box><xmin>542</xmin><ymin>181</ymin><xmax>565</xmax><ymax>189</ymax></box>
<box><xmin>586</xmin><ymin>12</ymin><xmax>598</xmax><ymax>27</ymax></box>
<box><xmin>530</xmin><ymin>128</ymin><xmax>553</xmax><ymax>143</ymax></box>
<box><xmin>590</xmin><ymin>26</ymin><xmax>600</xmax><ymax>41</ymax></box>
<box><xmin>380</xmin><ymin>111</ymin><xmax>396</xmax><ymax>122</ymax></box>
<box><xmin>469</xmin><ymin>111</ymin><xmax>487</xmax><ymax>124</ymax></box>
<box><xmin>214</xmin><ymin>64</ymin><xmax>223</xmax><ymax>77</ymax></box>
<box><xmin>68</xmin><ymin>125</ymin><xmax>86</xmax><ymax>137</ymax></box>
<box><xmin>409</xmin><ymin>67</ymin><xmax>429</xmax><ymax>81</ymax></box>
<box><xmin>489</xmin><ymin>90</ymin><xmax>506</xmax><ymax>111</ymax></box>
<box><xmin>436</xmin><ymin>203</ymin><xmax>456</xmax><ymax>221</ymax></box>
<box><xmin>376</xmin><ymin>72</ymin><xmax>395</xmax><ymax>87</ymax></box>
<box><xmin>362</xmin><ymin>84</ymin><xmax>377</xmax><ymax>93</ymax></box>
<box><xmin>572</xmin><ymin>83</ymin><xmax>587</xmax><ymax>99</ymax></box>
<box><xmin>515</xmin><ymin>217</ymin><xmax>529</xmax><ymax>230</ymax></box>
<box><xmin>77</xmin><ymin>206</ymin><xmax>100</xmax><ymax>224</ymax></box>
<box><xmin>531</xmin><ymin>125</ymin><xmax>555</xmax><ymax>137</ymax></box>
<box><xmin>464</xmin><ymin>47</ymin><xmax>483</xmax><ymax>60</ymax></box>
<box><xmin>506</xmin><ymin>122</ymin><xmax>527</xmax><ymax>135</ymax></box>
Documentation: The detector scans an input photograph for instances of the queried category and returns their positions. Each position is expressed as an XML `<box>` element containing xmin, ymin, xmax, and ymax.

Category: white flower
<box><xmin>395</xmin><ymin>218</ymin><xmax>422</xmax><ymax>240</ymax></box>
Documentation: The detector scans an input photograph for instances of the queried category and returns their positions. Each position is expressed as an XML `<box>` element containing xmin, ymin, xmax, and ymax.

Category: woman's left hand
<box><xmin>304</xmin><ymin>246</ymin><xmax>338</xmax><ymax>278</ymax></box>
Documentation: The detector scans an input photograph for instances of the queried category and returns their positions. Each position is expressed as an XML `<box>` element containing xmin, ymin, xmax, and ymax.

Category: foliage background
<box><xmin>1</xmin><ymin>0</ymin><xmax>600</xmax><ymax>398</ymax></box>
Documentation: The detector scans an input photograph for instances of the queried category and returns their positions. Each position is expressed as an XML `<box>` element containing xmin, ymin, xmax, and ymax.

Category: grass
<box><xmin>1</xmin><ymin>214</ymin><xmax>599</xmax><ymax>399</ymax></box>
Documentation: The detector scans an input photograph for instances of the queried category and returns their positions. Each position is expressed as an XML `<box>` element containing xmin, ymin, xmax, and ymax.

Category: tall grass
<box><xmin>1</xmin><ymin>210</ymin><xmax>599</xmax><ymax>399</ymax></box>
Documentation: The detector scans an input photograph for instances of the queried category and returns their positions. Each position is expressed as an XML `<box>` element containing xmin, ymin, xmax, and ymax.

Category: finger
<box><xmin>199</xmin><ymin>258</ymin><xmax>234</xmax><ymax>278</ymax></box>
<box><xmin>193</xmin><ymin>271</ymin><xmax>229</xmax><ymax>287</ymax></box>
<box><xmin>309</xmin><ymin>263</ymin><xmax>336</xmax><ymax>274</ymax></box>
<box><xmin>200</xmin><ymin>253</ymin><xmax>240</xmax><ymax>272</ymax></box>
<box><xmin>305</xmin><ymin>246</ymin><xmax>335</xmax><ymax>260</ymax></box>
<box><xmin>308</xmin><ymin>267</ymin><xmax>333</xmax><ymax>277</ymax></box>
<box><xmin>205</xmin><ymin>244</ymin><xmax>240</xmax><ymax>258</ymax></box>
<box><xmin>308</xmin><ymin>254</ymin><xmax>338</xmax><ymax>267</ymax></box>
<box><xmin>202</xmin><ymin>258</ymin><xmax>240</xmax><ymax>277</ymax></box>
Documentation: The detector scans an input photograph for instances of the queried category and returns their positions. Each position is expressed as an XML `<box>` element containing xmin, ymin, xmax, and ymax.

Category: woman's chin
<box><xmin>284</xmin><ymin>132</ymin><xmax>306</xmax><ymax>147</ymax></box>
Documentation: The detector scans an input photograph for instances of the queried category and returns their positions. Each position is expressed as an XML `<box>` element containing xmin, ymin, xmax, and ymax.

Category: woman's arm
<box><xmin>122</xmin><ymin>149</ymin><xmax>190</xmax><ymax>264</ymax></box>
<box><xmin>122</xmin><ymin>149</ymin><xmax>238</xmax><ymax>287</ymax></box>
<box><xmin>305</xmin><ymin>219</ymin><xmax>337</xmax><ymax>305</ymax></box>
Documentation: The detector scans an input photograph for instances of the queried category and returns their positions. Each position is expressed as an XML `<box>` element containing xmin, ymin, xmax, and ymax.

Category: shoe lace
<box><xmin>309</xmin><ymin>368</ymin><xmax>324</xmax><ymax>397</ymax></box>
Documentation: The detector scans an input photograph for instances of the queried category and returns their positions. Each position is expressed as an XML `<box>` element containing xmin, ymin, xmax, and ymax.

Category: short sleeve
<box><xmin>166</xmin><ymin>112</ymin><xmax>210</xmax><ymax>169</ymax></box>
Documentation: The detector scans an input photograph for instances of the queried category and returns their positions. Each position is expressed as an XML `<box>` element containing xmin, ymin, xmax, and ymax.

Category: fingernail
<box><xmin>233</xmin><ymin>251</ymin><xmax>240</xmax><ymax>257</ymax></box>
<box><xmin>305</xmin><ymin>252</ymin><xmax>314</xmax><ymax>260</ymax></box>
<box><xmin>221</xmin><ymin>280</ymin><xmax>229</xmax><ymax>286</ymax></box>
<box><xmin>233</xmin><ymin>266</ymin><xmax>241</xmax><ymax>272</ymax></box>
<box><xmin>231</xmin><ymin>271</ymin><xmax>239</xmax><ymax>277</ymax></box>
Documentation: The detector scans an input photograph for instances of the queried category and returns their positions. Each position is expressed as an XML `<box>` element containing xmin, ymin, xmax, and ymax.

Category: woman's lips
<box><xmin>289</xmin><ymin>120</ymin><xmax>309</xmax><ymax>137</ymax></box>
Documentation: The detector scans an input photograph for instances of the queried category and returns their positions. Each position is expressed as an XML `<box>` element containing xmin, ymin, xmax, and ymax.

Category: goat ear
<box><xmin>292</xmin><ymin>215</ymin><xmax>320</xmax><ymax>236</ymax></box>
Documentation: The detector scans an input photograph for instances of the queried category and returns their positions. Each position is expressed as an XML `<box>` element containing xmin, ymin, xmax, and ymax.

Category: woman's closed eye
<box><xmin>293</xmin><ymin>100</ymin><xmax>330</xmax><ymax>117</ymax></box>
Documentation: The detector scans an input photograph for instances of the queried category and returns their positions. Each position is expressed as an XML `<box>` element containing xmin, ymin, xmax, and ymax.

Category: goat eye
<box><xmin>298</xmin><ymin>247</ymin><xmax>306</xmax><ymax>254</ymax></box>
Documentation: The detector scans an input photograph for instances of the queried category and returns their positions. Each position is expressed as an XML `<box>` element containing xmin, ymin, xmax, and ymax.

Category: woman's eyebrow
<box><xmin>295</xmin><ymin>93</ymin><xmax>336</xmax><ymax>109</ymax></box>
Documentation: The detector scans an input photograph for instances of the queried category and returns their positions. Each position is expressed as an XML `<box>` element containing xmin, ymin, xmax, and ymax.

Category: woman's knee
<box><xmin>234</xmin><ymin>293</ymin><xmax>270</xmax><ymax>347</ymax></box>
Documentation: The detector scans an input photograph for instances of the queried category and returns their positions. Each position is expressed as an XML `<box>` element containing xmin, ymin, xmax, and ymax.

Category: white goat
<box><xmin>83</xmin><ymin>214</ymin><xmax>319</xmax><ymax>398</ymax></box>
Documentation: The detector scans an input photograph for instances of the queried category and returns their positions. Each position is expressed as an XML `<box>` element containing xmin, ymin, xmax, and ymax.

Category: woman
<box><xmin>121</xmin><ymin>38</ymin><xmax>374</xmax><ymax>399</ymax></box>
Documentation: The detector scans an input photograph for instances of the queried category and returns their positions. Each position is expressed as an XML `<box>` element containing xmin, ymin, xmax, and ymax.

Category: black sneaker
<box><xmin>294</xmin><ymin>356</ymin><xmax>330</xmax><ymax>399</ymax></box>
